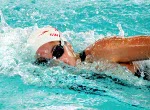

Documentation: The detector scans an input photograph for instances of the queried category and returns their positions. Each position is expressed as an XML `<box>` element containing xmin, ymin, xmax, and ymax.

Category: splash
<box><xmin>0</xmin><ymin>10</ymin><xmax>10</xmax><ymax>33</ymax></box>
<box><xmin>0</xmin><ymin>10</ymin><xmax>7</xmax><ymax>26</ymax></box>
<box><xmin>117</xmin><ymin>23</ymin><xmax>125</xmax><ymax>37</ymax></box>
<box><xmin>0</xmin><ymin>2</ymin><xmax>150</xmax><ymax>109</ymax></box>
<box><xmin>0</xmin><ymin>11</ymin><xmax>149</xmax><ymax>88</ymax></box>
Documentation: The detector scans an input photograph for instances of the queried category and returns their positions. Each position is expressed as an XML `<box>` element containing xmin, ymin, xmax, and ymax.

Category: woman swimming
<box><xmin>27</xmin><ymin>26</ymin><xmax>150</xmax><ymax>80</ymax></box>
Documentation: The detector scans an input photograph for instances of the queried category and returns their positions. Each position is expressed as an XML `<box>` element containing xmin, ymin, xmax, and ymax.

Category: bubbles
<box><xmin>0</xmin><ymin>11</ymin><xmax>149</xmax><ymax>89</ymax></box>
<box><xmin>31</xmin><ymin>105</ymin><xmax>86</xmax><ymax>110</ymax></box>
<box><xmin>110</xmin><ymin>0</ymin><xmax>150</xmax><ymax>5</ymax></box>
<box><xmin>0</xmin><ymin>10</ymin><xmax>6</xmax><ymax>25</ymax></box>
<box><xmin>63</xmin><ymin>30</ymin><xmax>99</xmax><ymax>53</ymax></box>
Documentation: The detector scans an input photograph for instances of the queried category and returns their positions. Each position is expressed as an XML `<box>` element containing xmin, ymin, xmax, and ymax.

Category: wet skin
<box><xmin>84</xmin><ymin>36</ymin><xmax>150</xmax><ymax>73</ymax></box>
<box><xmin>36</xmin><ymin>41</ymin><xmax>77</xmax><ymax>66</ymax></box>
<box><xmin>36</xmin><ymin>36</ymin><xmax>150</xmax><ymax>74</ymax></box>
<box><xmin>85</xmin><ymin>36</ymin><xmax>150</xmax><ymax>63</ymax></box>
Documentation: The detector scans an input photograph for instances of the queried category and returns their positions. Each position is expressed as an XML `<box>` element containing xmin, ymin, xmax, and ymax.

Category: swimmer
<box><xmin>27</xmin><ymin>26</ymin><xmax>150</xmax><ymax>80</ymax></box>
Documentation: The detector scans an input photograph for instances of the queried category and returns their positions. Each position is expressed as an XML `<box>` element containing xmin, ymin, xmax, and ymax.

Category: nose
<box><xmin>58</xmin><ymin>54</ymin><xmax>76</xmax><ymax>66</ymax></box>
<box><xmin>57</xmin><ymin>45</ymin><xmax>77</xmax><ymax>66</ymax></box>
<box><xmin>59</xmin><ymin>57</ymin><xmax>69</xmax><ymax>64</ymax></box>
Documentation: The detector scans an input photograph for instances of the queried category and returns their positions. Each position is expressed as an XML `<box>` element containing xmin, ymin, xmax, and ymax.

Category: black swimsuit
<box><xmin>79</xmin><ymin>51</ymin><xmax>86</xmax><ymax>62</ymax></box>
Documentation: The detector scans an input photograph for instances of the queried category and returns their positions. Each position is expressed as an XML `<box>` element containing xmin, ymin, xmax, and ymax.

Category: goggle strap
<box><xmin>60</xmin><ymin>32</ymin><xmax>65</xmax><ymax>46</ymax></box>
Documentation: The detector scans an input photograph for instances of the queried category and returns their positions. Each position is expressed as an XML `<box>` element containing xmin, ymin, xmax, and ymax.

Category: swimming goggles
<box><xmin>52</xmin><ymin>42</ymin><xmax>64</xmax><ymax>59</ymax></box>
<box><xmin>34</xmin><ymin>42</ymin><xmax>65</xmax><ymax>65</ymax></box>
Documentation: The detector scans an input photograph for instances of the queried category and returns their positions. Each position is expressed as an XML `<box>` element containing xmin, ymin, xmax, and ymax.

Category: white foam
<box><xmin>117</xmin><ymin>23</ymin><xmax>124</xmax><ymax>37</ymax></box>
<box><xmin>30</xmin><ymin>105</ymin><xmax>87</xmax><ymax>110</ymax></box>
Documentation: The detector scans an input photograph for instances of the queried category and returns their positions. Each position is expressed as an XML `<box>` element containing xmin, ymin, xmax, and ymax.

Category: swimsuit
<box><xmin>79</xmin><ymin>51</ymin><xmax>86</xmax><ymax>62</ymax></box>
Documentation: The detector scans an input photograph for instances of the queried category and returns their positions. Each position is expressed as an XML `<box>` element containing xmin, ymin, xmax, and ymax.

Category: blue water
<box><xmin>0</xmin><ymin>0</ymin><xmax>150</xmax><ymax>110</ymax></box>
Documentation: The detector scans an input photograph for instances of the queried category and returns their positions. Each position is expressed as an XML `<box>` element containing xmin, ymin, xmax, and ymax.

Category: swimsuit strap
<box><xmin>79</xmin><ymin>51</ymin><xmax>86</xmax><ymax>62</ymax></box>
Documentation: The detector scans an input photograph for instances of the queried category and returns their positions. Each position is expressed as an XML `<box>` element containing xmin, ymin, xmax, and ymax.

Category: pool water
<box><xmin>0</xmin><ymin>0</ymin><xmax>150</xmax><ymax>110</ymax></box>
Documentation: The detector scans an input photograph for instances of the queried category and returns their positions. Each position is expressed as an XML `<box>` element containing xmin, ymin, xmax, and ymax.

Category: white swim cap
<box><xmin>27</xmin><ymin>26</ymin><xmax>67</xmax><ymax>54</ymax></box>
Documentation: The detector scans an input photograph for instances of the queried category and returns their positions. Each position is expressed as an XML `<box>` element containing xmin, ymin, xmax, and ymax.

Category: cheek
<box><xmin>65</xmin><ymin>46</ymin><xmax>76</xmax><ymax>58</ymax></box>
<box><xmin>58</xmin><ymin>48</ymin><xmax>76</xmax><ymax>66</ymax></box>
<box><xmin>59</xmin><ymin>56</ymin><xmax>76</xmax><ymax>66</ymax></box>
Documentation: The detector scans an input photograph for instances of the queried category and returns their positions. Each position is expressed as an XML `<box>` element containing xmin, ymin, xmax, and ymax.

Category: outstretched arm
<box><xmin>85</xmin><ymin>36</ymin><xmax>150</xmax><ymax>63</ymax></box>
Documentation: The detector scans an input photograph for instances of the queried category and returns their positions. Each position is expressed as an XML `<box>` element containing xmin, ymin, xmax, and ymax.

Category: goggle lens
<box><xmin>52</xmin><ymin>44</ymin><xmax>64</xmax><ymax>59</ymax></box>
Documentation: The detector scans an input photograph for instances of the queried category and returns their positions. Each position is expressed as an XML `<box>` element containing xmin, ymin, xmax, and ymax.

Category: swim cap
<box><xmin>27</xmin><ymin>26</ymin><xmax>67</xmax><ymax>54</ymax></box>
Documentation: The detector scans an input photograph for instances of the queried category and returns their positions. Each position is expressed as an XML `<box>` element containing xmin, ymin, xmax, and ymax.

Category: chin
<box><xmin>68</xmin><ymin>61</ymin><xmax>76</xmax><ymax>66</ymax></box>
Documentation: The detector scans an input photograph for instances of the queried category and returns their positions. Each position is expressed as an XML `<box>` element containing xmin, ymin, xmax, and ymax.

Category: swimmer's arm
<box><xmin>119</xmin><ymin>62</ymin><xmax>139</xmax><ymax>74</ymax></box>
<box><xmin>85</xmin><ymin>36</ymin><xmax>150</xmax><ymax>63</ymax></box>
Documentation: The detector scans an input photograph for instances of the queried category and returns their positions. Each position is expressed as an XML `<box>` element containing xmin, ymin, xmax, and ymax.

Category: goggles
<box><xmin>27</xmin><ymin>26</ymin><xmax>67</xmax><ymax>55</ymax></box>
<box><xmin>28</xmin><ymin>26</ymin><xmax>68</xmax><ymax>65</ymax></box>
<box><xmin>34</xmin><ymin>41</ymin><xmax>66</xmax><ymax>65</ymax></box>
<box><xmin>52</xmin><ymin>41</ymin><xmax>65</xmax><ymax>59</ymax></box>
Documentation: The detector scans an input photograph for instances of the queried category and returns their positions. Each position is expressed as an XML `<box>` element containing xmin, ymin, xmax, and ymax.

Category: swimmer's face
<box><xmin>36</xmin><ymin>41</ymin><xmax>77</xmax><ymax>66</ymax></box>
